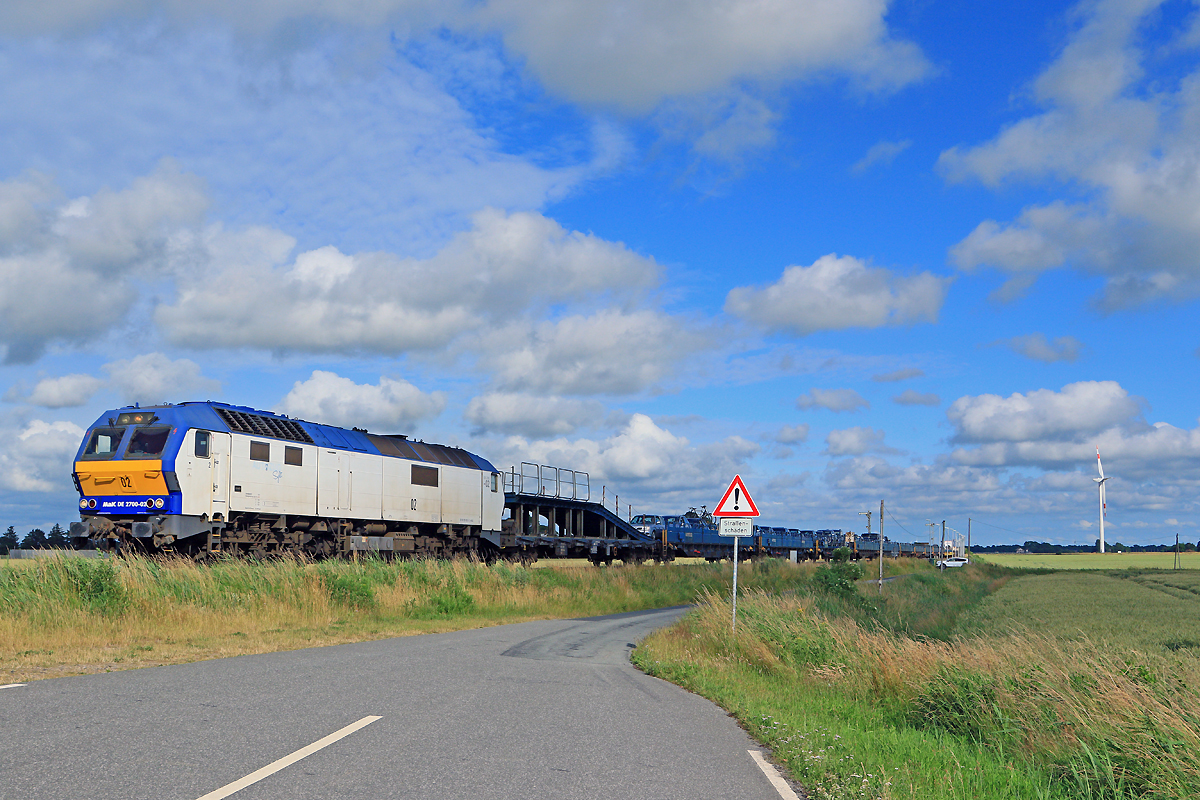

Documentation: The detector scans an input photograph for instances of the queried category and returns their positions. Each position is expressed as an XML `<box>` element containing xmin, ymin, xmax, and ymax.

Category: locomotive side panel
<box><xmin>178</xmin><ymin>428</ymin><xmax>213</xmax><ymax>518</ymax></box>
<box><xmin>347</xmin><ymin>450</ymin><xmax>384</xmax><ymax>519</ymax></box>
<box><xmin>406</xmin><ymin>462</ymin><xmax>442</xmax><ymax>524</ymax></box>
<box><xmin>481</xmin><ymin>470</ymin><xmax>503</xmax><ymax>531</ymax></box>
<box><xmin>316</xmin><ymin>449</ymin><xmax>356</xmax><ymax>516</ymax></box>
<box><xmin>229</xmin><ymin>434</ymin><xmax>317</xmax><ymax>515</ymax></box>
<box><xmin>441</xmin><ymin>465</ymin><xmax>482</xmax><ymax>526</ymax></box>
<box><xmin>381</xmin><ymin>458</ymin><xmax>421</xmax><ymax>523</ymax></box>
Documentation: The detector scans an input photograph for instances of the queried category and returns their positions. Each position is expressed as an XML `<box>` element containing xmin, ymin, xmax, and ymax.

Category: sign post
<box><xmin>714</xmin><ymin>475</ymin><xmax>760</xmax><ymax>631</ymax></box>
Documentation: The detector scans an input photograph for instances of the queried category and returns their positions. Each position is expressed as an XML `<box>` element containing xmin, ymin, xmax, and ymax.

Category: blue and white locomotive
<box><xmin>69</xmin><ymin>401</ymin><xmax>506</xmax><ymax>558</ymax></box>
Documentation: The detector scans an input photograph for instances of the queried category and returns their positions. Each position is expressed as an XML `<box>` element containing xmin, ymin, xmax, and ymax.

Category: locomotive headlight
<box><xmin>88</xmin><ymin>499</ymin><xmax>96</xmax><ymax>509</ymax></box>
<box><xmin>79</xmin><ymin>498</ymin><xmax>88</xmax><ymax>509</ymax></box>
<box><xmin>154</xmin><ymin>498</ymin><xmax>164</xmax><ymax>509</ymax></box>
<box><xmin>146</xmin><ymin>498</ymin><xmax>155</xmax><ymax>509</ymax></box>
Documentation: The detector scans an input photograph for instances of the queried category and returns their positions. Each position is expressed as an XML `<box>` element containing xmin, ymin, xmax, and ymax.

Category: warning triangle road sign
<box><xmin>712</xmin><ymin>474</ymin><xmax>759</xmax><ymax>517</ymax></box>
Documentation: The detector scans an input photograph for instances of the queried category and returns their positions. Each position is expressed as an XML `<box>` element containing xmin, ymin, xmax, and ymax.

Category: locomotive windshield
<box><xmin>82</xmin><ymin>428</ymin><xmax>126</xmax><ymax>459</ymax></box>
<box><xmin>126</xmin><ymin>426</ymin><xmax>171</xmax><ymax>458</ymax></box>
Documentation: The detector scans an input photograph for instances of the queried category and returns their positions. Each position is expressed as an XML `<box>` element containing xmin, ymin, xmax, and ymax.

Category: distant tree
<box><xmin>46</xmin><ymin>524</ymin><xmax>68</xmax><ymax>549</ymax></box>
<box><xmin>20</xmin><ymin>528</ymin><xmax>47</xmax><ymax>549</ymax></box>
<box><xmin>1185</xmin><ymin>542</ymin><xmax>1197</xmax><ymax>552</ymax></box>
<box><xmin>0</xmin><ymin>526</ymin><xmax>16</xmax><ymax>554</ymax></box>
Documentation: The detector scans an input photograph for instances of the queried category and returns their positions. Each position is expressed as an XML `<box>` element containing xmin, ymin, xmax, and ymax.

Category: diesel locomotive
<box><xmin>68</xmin><ymin>401</ymin><xmax>507</xmax><ymax>558</ymax></box>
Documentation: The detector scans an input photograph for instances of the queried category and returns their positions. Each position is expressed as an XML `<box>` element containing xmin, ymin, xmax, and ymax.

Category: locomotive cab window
<box><xmin>412</xmin><ymin>464</ymin><xmax>438</xmax><ymax>487</ymax></box>
<box><xmin>83</xmin><ymin>428</ymin><xmax>125</xmax><ymax>459</ymax></box>
<box><xmin>250</xmin><ymin>441</ymin><xmax>270</xmax><ymax>462</ymax></box>
<box><xmin>490</xmin><ymin>472</ymin><xmax>499</xmax><ymax>492</ymax></box>
<box><xmin>195</xmin><ymin>431</ymin><xmax>210</xmax><ymax>458</ymax></box>
<box><xmin>126</xmin><ymin>426</ymin><xmax>171</xmax><ymax>458</ymax></box>
<box><xmin>284</xmin><ymin>446</ymin><xmax>302</xmax><ymax>466</ymax></box>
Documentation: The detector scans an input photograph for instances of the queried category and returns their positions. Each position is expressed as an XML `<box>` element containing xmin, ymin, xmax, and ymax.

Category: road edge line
<box><xmin>748</xmin><ymin>749</ymin><xmax>801</xmax><ymax>800</ymax></box>
<box><xmin>0</xmin><ymin>683</ymin><xmax>27</xmax><ymax>689</ymax></box>
<box><xmin>195</xmin><ymin>715</ymin><xmax>382</xmax><ymax>800</ymax></box>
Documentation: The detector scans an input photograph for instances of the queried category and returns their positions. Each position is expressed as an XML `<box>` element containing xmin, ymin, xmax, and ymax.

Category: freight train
<box><xmin>632</xmin><ymin>512</ymin><xmax>948</xmax><ymax>561</ymax></box>
<box><xmin>68</xmin><ymin>400</ymin><xmax>949</xmax><ymax>564</ymax></box>
<box><xmin>69</xmin><ymin>401</ymin><xmax>507</xmax><ymax>558</ymax></box>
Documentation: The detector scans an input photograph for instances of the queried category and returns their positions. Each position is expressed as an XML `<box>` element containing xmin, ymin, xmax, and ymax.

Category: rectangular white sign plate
<box><xmin>718</xmin><ymin>517</ymin><xmax>753</xmax><ymax>537</ymax></box>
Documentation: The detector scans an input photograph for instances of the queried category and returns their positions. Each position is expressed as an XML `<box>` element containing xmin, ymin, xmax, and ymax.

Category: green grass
<box><xmin>980</xmin><ymin>552</ymin><xmax>1200</xmax><ymax>570</ymax></box>
<box><xmin>634</xmin><ymin>563</ymin><xmax>1200</xmax><ymax>799</ymax></box>
<box><xmin>0</xmin><ymin>553</ymin><xmax>816</xmax><ymax>683</ymax></box>
<box><xmin>959</xmin><ymin>571</ymin><xmax>1200</xmax><ymax>654</ymax></box>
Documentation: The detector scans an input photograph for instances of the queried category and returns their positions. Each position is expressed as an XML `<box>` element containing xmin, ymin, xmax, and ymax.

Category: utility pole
<box><xmin>859</xmin><ymin>510</ymin><xmax>872</xmax><ymax>553</ymax></box>
<box><xmin>968</xmin><ymin>518</ymin><xmax>971</xmax><ymax>555</ymax></box>
<box><xmin>878</xmin><ymin>500</ymin><xmax>884</xmax><ymax>593</ymax></box>
<box><xmin>1176</xmin><ymin>533</ymin><xmax>1181</xmax><ymax>570</ymax></box>
<box><xmin>942</xmin><ymin>520</ymin><xmax>946</xmax><ymax>557</ymax></box>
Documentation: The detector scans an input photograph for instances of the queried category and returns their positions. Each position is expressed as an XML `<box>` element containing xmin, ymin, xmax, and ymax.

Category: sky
<box><xmin>2</xmin><ymin>0</ymin><xmax>1200</xmax><ymax>547</ymax></box>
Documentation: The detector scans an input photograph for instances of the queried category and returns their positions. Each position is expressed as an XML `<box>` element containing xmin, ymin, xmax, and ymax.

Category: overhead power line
<box><xmin>885</xmin><ymin>509</ymin><xmax>916</xmax><ymax>538</ymax></box>
<box><xmin>969</xmin><ymin>518</ymin><xmax>1027</xmax><ymax>537</ymax></box>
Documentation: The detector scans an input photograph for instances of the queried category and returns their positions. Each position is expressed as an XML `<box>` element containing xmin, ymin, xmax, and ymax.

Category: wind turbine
<box><xmin>1095</xmin><ymin>448</ymin><xmax>1111</xmax><ymax>553</ymax></box>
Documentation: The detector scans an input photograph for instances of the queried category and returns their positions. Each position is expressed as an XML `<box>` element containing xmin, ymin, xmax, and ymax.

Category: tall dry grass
<box><xmin>645</xmin><ymin>589</ymin><xmax>1200</xmax><ymax>799</ymax></box>
<box><xmin>0</xmin><ymin>553</ymin><xmax>810</xmax><ymax>684</ymax></box>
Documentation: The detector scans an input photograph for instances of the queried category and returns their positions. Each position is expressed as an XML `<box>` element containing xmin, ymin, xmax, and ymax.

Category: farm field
<box><xmin>980</xmin><ymin>551</ymin><xmax>1200</xmax><ymax>569</ymax></box>
<box><xmin>959</xmin><ymin>569</ymin><xmax>1200</xmax><ymax>653</ymax></box>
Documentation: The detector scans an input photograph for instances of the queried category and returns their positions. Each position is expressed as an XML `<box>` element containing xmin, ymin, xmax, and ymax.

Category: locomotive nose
<box><xmin>75</xmin><ymin>460</ymin><xmax>169</xmax><ymax>496</ymax></box>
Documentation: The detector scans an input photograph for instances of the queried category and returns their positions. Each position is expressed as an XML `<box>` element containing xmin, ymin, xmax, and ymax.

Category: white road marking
<box><xmin>0</xmin><ymin>683</ymin><xmax>27</xmax><ymax>689</ymax></box>
<box><xmin>749</xmin><ymin>750</ymin><xmax>801</xmax><ymax>800</ymax></box>
<box><xmin>195</xmin><ymin>715</ymin><xmax>381</xmax><ymax>800</ymax></box>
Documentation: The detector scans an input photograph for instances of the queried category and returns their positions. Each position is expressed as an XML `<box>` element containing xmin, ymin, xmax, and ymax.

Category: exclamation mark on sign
<box><xmin>733</xmin><ymin>487</ymin><xmax>740</xmax><ymax>511</ymax></box>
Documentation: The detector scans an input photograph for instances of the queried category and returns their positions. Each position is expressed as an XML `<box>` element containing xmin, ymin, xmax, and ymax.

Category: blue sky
<box><xmin>2</xmin><ymin>0</ymin><xmax>1199</xmax><ymax>546</ymax></box>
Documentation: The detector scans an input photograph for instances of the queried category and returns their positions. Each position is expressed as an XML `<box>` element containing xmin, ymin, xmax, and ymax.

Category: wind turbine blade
<box><xmin>1097</xmin><ymin>447</ymin><xmax>1105</xmax><ymax>480</ymax></box>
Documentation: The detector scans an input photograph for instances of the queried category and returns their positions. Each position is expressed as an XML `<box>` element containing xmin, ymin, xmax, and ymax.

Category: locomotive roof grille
<box><xmin>215</xmin><ymin>407</ymin><xmax>315</xmax><ymax>444</ymax></box>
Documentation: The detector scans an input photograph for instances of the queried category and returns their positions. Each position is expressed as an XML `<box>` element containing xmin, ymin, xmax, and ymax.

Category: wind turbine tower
<box><xmin>1095</xmin><ymin>448</ymin><xmax>1111</xmax><ymax>554</ymax></box>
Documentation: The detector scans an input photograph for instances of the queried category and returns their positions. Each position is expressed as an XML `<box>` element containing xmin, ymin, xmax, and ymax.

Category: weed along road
<box><xmin>0</xmin><ymin>606</ymin><xmax>792</xmax><ymax>800</ymax></box>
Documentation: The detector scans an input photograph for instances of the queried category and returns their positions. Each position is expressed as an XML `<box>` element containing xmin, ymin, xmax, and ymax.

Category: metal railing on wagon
<box><xmin>505</xmin><ymin>462</ymin><xmax>591</xmax><ymax>502</ymax></box>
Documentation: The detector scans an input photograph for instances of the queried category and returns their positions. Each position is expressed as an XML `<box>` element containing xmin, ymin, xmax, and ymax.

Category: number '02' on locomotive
<box><xmin>68</xmin><ymin>401</ymin><xmax>505</xmax><ymax>558</ymax></box>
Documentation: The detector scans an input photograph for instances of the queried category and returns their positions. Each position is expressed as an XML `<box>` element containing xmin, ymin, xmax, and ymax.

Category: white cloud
<box><xmin>103</xmin><ymin>353</ymin><xmax>221</xmax><ymax>406</ymax></box>
<box><xmin>775</xmin><ymin>424</ymin><xmax>810</xmax><ymax>444</ymax></box>
<box><xmin>489</xmin><ymin>413</ymin><xmax>760</xmax><ymax>499</ymax></box>
<box><xmin>19</xmin><ymin>374</ymin><xmax>105</xmax><ymax>408</ymax></box>
<box><xmin>725</xmin><ymin>254</ymin><xmax>949</xmax><ymax>335</ymax></box>
<box><xmin>892</xmin><ymin>389</ymin><xmax>940</xmax><ymax>406</ymax></box>
<box><xmin>0</xmin><ymin>162</ymin><xmax>207</xmax><ymax>363</ymax></box>
<box><xmin>158</xmin><ymin>208</ymin><xmax>662</xmax><ymax>357</ymax></box>
<box><xmin>464</xmin><ymin>393</ymin><xmax>607</xmax><ymax>438</ymax></box>
<box><xmin>851</xmin><ymin>138</ymin><xmax>911</xmax><ymax>174</ymax></box>
<box><xmin>485</xmin><ymin>309</ymin><xmax>711</xmax><ymax>395</ymax></box>
<box><xmin>824</xmin><ymin>455</ymin><xmax>1001</xmax><ymax>497</ymax></box>
<box><xmin>940</xmin><ymin>0</ymin><xmax>1200</xmax><ymax>306</ymax></box>
<box><xmin>277</xmin><ymin>371</ymin><xmax>446</xmax><ymax>432</ymax></box>
<box><xmin>825</xmin><ymin>426</ymin><xmax>890</xmax><ymax>456</ymax></box>
<box><xmin>0</xmin><ymin>419</ymin><xmax>85</xmax><ymax>493</ymax></box>
<box><xmin>0</xmin><ymin>1</ymin><xmax>927</xmax><ymax>167</ymax></box>
<box><xmin>474</xmin><ymin>0</ymin><xmax>929</xmax><ymax>113</ymax></box>
<box><xmin>0</xmin><ymin>1</ymin><xmax>440</xmax><ymax>34</ymax></box>
<box><xmin>796</xmin><ymin>388</ymin><xmax>869</xmax><ymax>412</ymax></box>
<box><xmin>947</xmin><ymin>380</ymin><xmax>1141</xmax><ymax>444</ymax></box>
<box><xmin>1000</xmin><ymin>333</ymin><xmax>1084</xmax><ymax>363</ymax></box>
<box><xmin>872</xmin><ymin>367</ymin><xmax>924</xmax><ymax>382</ymax></box>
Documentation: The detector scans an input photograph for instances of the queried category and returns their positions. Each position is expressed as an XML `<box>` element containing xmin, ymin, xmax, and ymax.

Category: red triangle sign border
<box><xmin>712</xmin><ymin>474</ymin><xmax>759</xmax><ymax>517</ymax></box>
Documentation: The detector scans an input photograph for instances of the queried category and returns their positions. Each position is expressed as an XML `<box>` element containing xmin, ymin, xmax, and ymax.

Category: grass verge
<box><xmin>633</xmin><ymin>562</ymin><xmax>1200</xmax><ymax>799</ymax></box>
<box><xmin>0</xmin><ymin>553</ymin><xmax>812</xmax><ymax>683</ymax></box>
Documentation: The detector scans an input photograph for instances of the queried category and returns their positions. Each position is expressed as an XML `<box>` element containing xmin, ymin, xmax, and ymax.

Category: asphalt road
<box><xmin>0</xmin><ymin>607</ymin><xmax>792</xmax><ymax>800</ymax></box>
